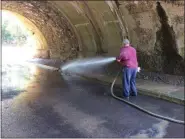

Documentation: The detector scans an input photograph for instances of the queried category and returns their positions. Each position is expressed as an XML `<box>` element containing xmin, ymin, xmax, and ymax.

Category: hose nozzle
<box><xmin>137</xmin><ymin>67</ymin><xmax>141</xmax><ymax>72</ymax></box>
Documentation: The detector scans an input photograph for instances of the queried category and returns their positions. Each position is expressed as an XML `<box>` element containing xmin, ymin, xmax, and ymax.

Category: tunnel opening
<box><xmin>155</xmin><ymin>2</ymin><xmax>184</xmax><ymax>75</ymax></box>
<box><xmin>2</xmin><ymin>10</ymin><xmax>48</xmax><ymax>64</ymax></box>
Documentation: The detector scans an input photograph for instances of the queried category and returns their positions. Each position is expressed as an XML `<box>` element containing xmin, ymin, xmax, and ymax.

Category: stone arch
<box><xmin>2</xmin><ymin>10</ymin><xmax>48</xmax><ymax>50</ymax></box>
<box><xmin>2</xmin><ymin>1</ymin><xmax>80</xmax><ymax>60</ymax></box>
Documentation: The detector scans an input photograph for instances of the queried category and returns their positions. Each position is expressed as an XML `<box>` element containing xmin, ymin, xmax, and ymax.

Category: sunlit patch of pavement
<box><xmin>2</xmin><ymin>61</ymin><xmax>37</xmax><ymax>101</ymax></box>
<box><xmin>130</xmin><ymin>120</ymin><xmax>169</xmax><ymax>138</ymax></box>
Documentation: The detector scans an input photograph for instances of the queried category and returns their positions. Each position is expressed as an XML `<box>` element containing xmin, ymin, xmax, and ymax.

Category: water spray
<box><xmin>61</xmin><ymin>57</ymin><xmax>116</xmax><ymax>71</ymax></box>
<box><xmin>60</xmin><ymin>57</ymin><xmax>184</xmax><ymax>124</ymax></box>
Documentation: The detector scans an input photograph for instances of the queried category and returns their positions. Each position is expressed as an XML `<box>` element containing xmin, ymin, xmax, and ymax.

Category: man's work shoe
<box><xmin>130</xmin><ymin>94</ymin><xmax>137</xmax><ymax>96</ymax></box>
<box><xmin>123</xmin><ymin>96</ymin><xmax>129</xmax><ymax>100</ymax></box>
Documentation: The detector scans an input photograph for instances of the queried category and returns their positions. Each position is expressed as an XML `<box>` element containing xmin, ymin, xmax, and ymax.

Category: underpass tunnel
<box><xmin>2</xmin><ymin>0</ymin><xmax>184</xmax><ymax>76</ymax></box>
<box><xmin>1</xmin><ymin>2</ymin><xmax>185</xmax><ymax>137</ymax></box>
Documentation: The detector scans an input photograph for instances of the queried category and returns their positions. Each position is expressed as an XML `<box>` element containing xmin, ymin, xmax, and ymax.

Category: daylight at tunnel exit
<box><xmin>1</xmin><ymin>0</ymin><xmax>185</xmax><ymax>138</ymax></box>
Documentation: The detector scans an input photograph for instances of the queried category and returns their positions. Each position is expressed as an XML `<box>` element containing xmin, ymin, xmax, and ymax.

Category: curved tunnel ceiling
<box><xmin>2</xmin><ymin>0</ymin><xmax>184</xmax><ymax>75</ymax></box>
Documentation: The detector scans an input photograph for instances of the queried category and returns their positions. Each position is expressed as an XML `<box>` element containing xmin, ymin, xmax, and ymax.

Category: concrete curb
<box><xmin>78</xmin><ymin>74</ymin><xmax>184</xmax><ymax>105</ymax></box>
<box><xmin>30</xmin><ymin>62</ymin><xmax>184</xmax><ymax>105</ymax></box>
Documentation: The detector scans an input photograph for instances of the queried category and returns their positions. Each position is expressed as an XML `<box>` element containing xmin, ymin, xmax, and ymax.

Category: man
<box><xmin>116</xmin><ymin>39</ymin><xmax>138</xmax><ymax>99</ymax></box>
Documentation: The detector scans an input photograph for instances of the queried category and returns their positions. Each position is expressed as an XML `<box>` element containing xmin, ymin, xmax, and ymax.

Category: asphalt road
<box><xmin>1</xmin><ymin>63</ymin><xmax>185</xmax><ymax>138</ymax></box>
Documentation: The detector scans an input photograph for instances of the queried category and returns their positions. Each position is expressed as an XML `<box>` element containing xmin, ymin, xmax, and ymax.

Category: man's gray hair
<box><xmin>123</xmin><ymin>39</ymin><xmax>130</xmax><ymax>45</ymax></box>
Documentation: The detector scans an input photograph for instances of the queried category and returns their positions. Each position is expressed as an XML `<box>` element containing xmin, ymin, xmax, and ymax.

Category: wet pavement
<box><xmin>1</xmin><ymin>63</ymin><xmax>185</xmax><ymax>138</ymax></box>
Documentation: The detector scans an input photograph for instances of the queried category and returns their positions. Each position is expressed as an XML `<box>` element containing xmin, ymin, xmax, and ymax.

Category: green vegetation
<box><xmin>2</xmin><ymin>19</ymin><xmax>28</xmax><ymax>45</ymax></box>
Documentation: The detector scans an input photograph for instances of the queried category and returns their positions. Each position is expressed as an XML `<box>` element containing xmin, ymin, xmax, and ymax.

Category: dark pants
<box><xmin>122</xmin><ymin>67</ymin><xmax>137</xmax><ymax>97</ymax></box>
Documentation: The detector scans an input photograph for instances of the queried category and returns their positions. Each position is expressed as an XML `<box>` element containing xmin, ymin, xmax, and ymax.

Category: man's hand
<box><xmin>117</xmin><ymin>59</ymin><xmax>121</xmax><ymax>63</ymax></box>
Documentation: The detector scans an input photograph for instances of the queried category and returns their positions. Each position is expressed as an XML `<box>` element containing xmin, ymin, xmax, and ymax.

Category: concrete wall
<box><xmin>2</xmin><ymin>0</ymin><xmax>184</xmax><ymax>75</ymax></box>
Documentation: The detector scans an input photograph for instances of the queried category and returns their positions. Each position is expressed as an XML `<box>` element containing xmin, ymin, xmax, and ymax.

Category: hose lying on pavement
<box><xmin>111</xmin><ymin>69</ymin><xmax>185</xmax><ymax>125</ymax></box>
<box><xmin>59</xmin><ymin>63</ymin><xmax>184</xmax><ymax>124</ymax></box>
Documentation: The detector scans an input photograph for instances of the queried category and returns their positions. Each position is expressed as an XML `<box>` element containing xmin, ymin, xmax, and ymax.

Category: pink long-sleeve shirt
<box><xmin>116</xmin><ymin>45</ymin><xmax>138</xmax><ymax>68</ymax></box>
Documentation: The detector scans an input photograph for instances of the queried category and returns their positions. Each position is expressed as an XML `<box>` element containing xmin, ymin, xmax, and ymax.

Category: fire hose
<box><xmin>60</xmin><ymin>58</ymin><xmax>184</xmax><ymax>125</ymax></box>
<box><xmin>110</xmin><ymin>68</ymin><xmax>185</xmax><ymax>124</ymax></box>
